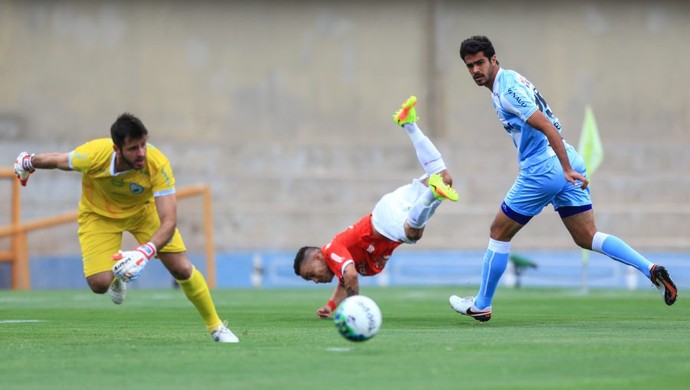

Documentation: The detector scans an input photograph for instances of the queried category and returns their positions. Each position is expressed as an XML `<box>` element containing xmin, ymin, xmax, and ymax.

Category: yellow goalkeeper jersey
<box><xmin>69</xmin><ymin>138</ymin><xmax>176</xmax><ymax>219</ymax></box>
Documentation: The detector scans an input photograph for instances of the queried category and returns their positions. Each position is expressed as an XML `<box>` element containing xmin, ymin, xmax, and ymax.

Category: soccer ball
<box><xmin>333</xmin><ymin>295</ymin><xmax>382</xmax><ymax>342</ymax></box>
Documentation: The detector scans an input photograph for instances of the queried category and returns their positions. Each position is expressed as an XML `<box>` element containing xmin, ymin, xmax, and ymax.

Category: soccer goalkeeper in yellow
<box><xmin>13</xmin><ymin>113</ymin><xmax>239</xmax><ymax>343</ymax></box>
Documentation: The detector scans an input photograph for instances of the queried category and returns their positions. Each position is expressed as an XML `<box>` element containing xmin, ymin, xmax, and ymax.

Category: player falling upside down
<box><xmin>449</xmin><ymin>35</ymin><xmax>677</xmax><ymax>323</ymax></box>
<box><xmin>294</xmin><ymin>96</ymin><xmax>459</xmax><ymax>318</ymax></box>
<box><xmin>13</xmin><ymin>113</ymin><xmax>239</xmax><ymax>343</ymax></box>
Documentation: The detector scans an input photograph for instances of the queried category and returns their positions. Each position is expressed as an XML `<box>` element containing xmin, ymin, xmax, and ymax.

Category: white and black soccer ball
<box><xmin>333</xmin><ymin>295</ymin><xmax>382</xmax><ymax>342</ymax></box>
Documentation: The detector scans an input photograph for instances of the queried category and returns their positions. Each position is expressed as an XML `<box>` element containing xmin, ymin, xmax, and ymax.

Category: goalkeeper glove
<box><xmin>112</xmin><ymin>242</ymin><xmax>157</xmax><ymax>282</ymax></box>
<box><xmin>14</xmin><ymin>152</ymin><xmax>35</xmax><ymax>187</ymax></box>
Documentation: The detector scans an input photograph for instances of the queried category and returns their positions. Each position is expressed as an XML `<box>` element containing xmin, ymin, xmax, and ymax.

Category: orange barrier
<box><xmin>0</xmin><ymin>168</ymin><xmax>24</xmax><ymax>289</ymax></box>
<box><xmin>0</xmin><ymin>168</ymin><xmax>216</xmax><ymax>290</ymax></box>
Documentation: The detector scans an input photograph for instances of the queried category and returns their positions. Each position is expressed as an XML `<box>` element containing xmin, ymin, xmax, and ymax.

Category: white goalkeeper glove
<box><xmin>112</xmin><ymin>242</ymin><xmax>157</xmax><ymax>282</ymax></box>
<box><xmin>14</xmin><ymin>152</ymin><xmax>35</xmax><ymax>187</ymax></box>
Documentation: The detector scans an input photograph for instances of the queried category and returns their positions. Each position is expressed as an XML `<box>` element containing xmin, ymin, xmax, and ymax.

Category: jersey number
<box><xmin>534</xmin><ymin>90</ymin><xmax>561</xmax><ymax>130</ymax></box>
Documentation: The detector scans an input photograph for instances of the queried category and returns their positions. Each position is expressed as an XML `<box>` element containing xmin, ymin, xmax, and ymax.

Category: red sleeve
<box><xmin>321</xmin><ymin>241</ymin><xmax>355</xmax><ymax>282</ymax></box>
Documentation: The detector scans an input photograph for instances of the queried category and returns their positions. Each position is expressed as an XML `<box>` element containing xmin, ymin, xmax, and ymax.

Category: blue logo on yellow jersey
<box><xmin>129</xmin><ymin>183</ymin><xmax>145</xmax><ymax>194</ymax></box>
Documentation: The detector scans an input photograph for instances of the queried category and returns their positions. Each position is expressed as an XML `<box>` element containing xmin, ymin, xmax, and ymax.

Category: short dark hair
<box><xmin>111</xmin><ymin>113</ymin><xmax>148</xmax><ymax>149</ymax></box>
<box><xmin>459</xmin><ymin>35</ymin><xmax>496</xmax><ymax>61</ymax></box>
<box><xmin>293</xmin><ymin>246</ymin><xmax>318</xmax><ymax>276</ymax></box>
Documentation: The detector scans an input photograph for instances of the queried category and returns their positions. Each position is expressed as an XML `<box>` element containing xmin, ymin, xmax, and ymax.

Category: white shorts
<box><xmin>371</xmin><ymin>177</ymin><xmax>427</xmax><ymax>244</ymax></box>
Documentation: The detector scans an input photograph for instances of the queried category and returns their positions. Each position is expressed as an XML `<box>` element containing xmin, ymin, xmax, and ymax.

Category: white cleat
<box><xmin>449</xmin><ymin>295</ymin><xmax>492</xmax><ymax>322</ymax></box>
<box><xmin>109</xmin><ymin>278</ymin><xmax>127</xmax><ymax>305</ymax></box>
<box><xmin>211</xmin><ymin>321</ymin><xmax>240</xmax><ymax>343</ymax></box>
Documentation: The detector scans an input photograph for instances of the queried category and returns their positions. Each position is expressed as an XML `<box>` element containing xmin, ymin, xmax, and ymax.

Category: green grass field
<box><xmin>1</xmin><ymin>286</ymin><xmax>688</xmax><ymax>390</ymax></box>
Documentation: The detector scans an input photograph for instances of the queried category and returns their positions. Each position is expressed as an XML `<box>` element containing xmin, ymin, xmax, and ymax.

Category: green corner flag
<box><xmin>577</xmin><ymin>105</ymin><xmax>604</xmax><ymax>294</ymax></box>
<box><xmin>577</xmin><ymin>105</ymin><xmax>604</xmax><ymax>176</ymax></box>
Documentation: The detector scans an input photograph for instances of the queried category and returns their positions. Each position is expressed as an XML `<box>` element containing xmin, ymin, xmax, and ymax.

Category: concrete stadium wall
<box><xmin>1</xmin><ymin>1</ymin><xmax>688</xmax><ymax>258</ymax></box>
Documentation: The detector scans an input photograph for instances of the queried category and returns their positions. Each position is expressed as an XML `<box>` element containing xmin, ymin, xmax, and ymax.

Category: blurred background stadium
<box><xmin>1</xmin><ymin>0</ymin><xmax>688</xmax><ymax>291</ymax></box>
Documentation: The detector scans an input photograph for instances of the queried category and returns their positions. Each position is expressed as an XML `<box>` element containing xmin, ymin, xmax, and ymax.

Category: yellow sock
<box><xmin>177</xmin><ymin>267</ymin><xmax>223</xmax><ymax>332</ymax></box>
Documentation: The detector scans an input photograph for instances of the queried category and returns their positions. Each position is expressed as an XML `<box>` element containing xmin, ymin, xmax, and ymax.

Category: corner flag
<box><xmin>577</xmin><ymin>105</ymin><xmax>604</xmax><ymax>294</ymax></box>
<box><xmin>578</xmin><ymin>105</ymin><xmax>604</xmax><ymax>175</ymax></box>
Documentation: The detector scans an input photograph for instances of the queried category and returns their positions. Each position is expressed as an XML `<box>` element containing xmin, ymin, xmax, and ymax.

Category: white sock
<box><xmin>403</xmin><ymin>123</ymin><xmax>446</xmax><ymax>175</ymax></box>
<box><xmin>407</xmin><ymin>190</ymin><xmax>441</xmax><ymax>229</ymax></box>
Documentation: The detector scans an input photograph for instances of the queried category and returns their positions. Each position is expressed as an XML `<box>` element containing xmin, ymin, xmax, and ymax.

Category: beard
<box><xmin>121</xmin><ymin>154</ymin><xmax>145</xmax><ymax>170</ymax></box>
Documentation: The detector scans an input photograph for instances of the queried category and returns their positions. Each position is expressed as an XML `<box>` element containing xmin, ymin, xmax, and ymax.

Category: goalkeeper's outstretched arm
<box><xmin>14</xmin><ymin>151</ymin><xmax>70</xmax><ymax>186</ymax></box>
<box><xmin>31</xmin><ymin>152</ymin><xmax>72</xmax><ymax>171</ymax></box>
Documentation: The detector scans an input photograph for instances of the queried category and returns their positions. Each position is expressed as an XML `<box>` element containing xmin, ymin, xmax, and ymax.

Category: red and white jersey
<box><xmin>321</xmin><ymin>214</ymin><xmax>402</xmax><ymax>282</ymax></box>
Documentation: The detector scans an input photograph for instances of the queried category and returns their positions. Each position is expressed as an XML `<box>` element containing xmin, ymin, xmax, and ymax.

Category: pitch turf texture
<box><xmin>1</xmin><ymin>287</ymin><xmax>688</xmax><ymax>390</ymax></box>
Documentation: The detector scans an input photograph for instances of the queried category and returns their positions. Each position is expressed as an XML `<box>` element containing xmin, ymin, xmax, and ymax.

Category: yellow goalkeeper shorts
<box><xmin>78</xmin><ymin>203</ymin><xmax>186</xmax><ymax>277</ymax></box>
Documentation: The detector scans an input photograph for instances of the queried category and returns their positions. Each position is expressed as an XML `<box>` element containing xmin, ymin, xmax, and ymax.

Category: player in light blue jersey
<box><xmin>449</xmin><ymin>35</ymin><xmax>677</xmax><ymax>322</ymax></box>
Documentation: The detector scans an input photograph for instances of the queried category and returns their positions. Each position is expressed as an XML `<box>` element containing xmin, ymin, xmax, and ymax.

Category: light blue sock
<box><xmin>592</xmin><ymin>232</ymin><xmax>653</xmax><ymax>278</ymax></box>
<box><xmin>475</xmin><ymin>239</ymin><xmax>511</xmax><ymax>309</ymax></box>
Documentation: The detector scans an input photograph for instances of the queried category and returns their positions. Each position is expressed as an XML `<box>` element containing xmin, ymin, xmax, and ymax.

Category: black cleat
<box><xmin>650</xmin><ymin>264</ymin><xmax>677</xmax><ymax>306</ymax></box>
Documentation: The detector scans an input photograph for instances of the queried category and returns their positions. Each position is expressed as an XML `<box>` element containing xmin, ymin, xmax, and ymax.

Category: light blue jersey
<box><xmin>491</xmin><ymin>68</ymin><xmax>591</xmax><ymax>219</ymax></box>
<box><xmin>463</xmin><ymin>38</ymin><xmax>664</xmax><ymax>313</ymax></box>
<box><xmin>491</xmin><ymin>68</ymin><xmax>566</xmax><ymax>169</ymax></box>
